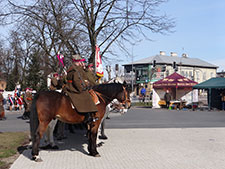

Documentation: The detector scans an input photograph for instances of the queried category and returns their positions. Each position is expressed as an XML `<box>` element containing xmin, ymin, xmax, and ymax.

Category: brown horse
<box><xmin>30</xmin><ymin>82</ymin><xmax>131</xmax><ymax>161</ymax></box>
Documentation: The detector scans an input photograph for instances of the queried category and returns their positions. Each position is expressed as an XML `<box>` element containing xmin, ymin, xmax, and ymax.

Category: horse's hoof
<box><xmin>94</xmin><ymin>154</ymin><xmax>101</xmax><ymax>157</ymax></box>
<box><xmin>32</xmin><ymin>155</ymin><xmax>43</xmax><ymax>162</ymax></box>
<box><xmin>89</xmin><ymin>152</ymin><xmax>101</xmax><ymax>157</ymax></box>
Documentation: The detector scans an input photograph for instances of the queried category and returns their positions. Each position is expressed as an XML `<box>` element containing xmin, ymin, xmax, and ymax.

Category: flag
<box><xmin>57</xmin><ymin>52</ymin><xmax>64</xmax><ymax>67</ymax></box>
<box><xmin>95</xmin><ymin>45</ymin><xmax>104</xmax><ymax>77</ymax></box>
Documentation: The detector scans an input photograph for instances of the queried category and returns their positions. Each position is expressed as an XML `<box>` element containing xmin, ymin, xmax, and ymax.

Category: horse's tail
<box><xmin>30</xmin><ymin>92</ymin><xmax>40</xmax><ymax>142</ymax></box>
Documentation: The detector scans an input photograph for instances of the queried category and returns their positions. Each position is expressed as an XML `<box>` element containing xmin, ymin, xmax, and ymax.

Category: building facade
<box><xmin>123</xmin><ymin>51</ymin><xmax>218</xmax><ymax>96</ymax></box>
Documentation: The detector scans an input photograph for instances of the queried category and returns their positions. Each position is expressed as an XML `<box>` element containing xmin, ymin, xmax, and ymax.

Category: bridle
<box><xmin>120</xmin><ymin>86</ymin><xmax>131</xmax><ymax>109</ymax></box>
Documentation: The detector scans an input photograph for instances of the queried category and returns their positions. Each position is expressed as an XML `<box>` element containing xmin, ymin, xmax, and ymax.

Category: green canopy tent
<box><xmin>193</xmin><ymin>77</ymin><xmax>225</xmax><ymax>110</ymax></box>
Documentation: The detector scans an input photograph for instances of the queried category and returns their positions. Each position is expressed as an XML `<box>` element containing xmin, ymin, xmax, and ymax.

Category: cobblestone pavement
<box><xmin>10</xmin><ymin>128</ymin><xmax>225</xmax><ymax>169</ymax></box>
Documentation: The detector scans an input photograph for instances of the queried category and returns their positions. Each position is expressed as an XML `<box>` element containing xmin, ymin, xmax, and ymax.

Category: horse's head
<box><xmin>115</xmin><ymin>81</ymin><xmax>131</xmax><ymax>110</ymax></box>
<box><xmin>93</xmin><ymin>81</ymin><xmax>131</xmax><ymax>110</ymax></box>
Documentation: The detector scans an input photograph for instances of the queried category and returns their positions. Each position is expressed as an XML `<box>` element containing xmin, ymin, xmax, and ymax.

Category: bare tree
<box><xmin>70</xmin><ymin>0</ymin><xmax>175</xmax><ymax>63</ymax></box>
<box><xmin>1</xmin><ymin>0</ymin><xmax>175</xmax><ymax>65</ymax></box>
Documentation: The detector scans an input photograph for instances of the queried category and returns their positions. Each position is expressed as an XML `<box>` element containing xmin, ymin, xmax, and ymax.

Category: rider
<box><xmin>63</xmin><ymin>54</ymin><xmax>98</xmax><ymax>120</ymax></box>
<box><xmin>22</xmin><ymin>88</ymin><xmax>33</xmax><ymax>120</ymax></box>
<box><xmin>50</xmin><ymin>73</ymin><xmax>60</xmax><ymax>91</ymax></box>
<box><xmin>49</xmin><ymin>72</ymin><xmax>66</xmax><ymax>143</ymax></box>
<box><xmin>85</xmin><ymin>63</ymin><xmax>99</xmax><ymax>87</ymax></box>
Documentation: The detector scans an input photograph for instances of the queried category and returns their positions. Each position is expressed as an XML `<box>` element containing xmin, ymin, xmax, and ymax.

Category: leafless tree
<box><xmin>1</xmin><ymin>0</ymin><xmax>175</xmax><ymax>65</ymax></box>
<box><xmin>70</xmin><ymin>0</ymin><xmax>175</xmax><ymax>63</ymax></box>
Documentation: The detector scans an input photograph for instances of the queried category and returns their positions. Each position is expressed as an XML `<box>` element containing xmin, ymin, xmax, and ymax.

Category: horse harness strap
<box><xmin>121</xmin><ymin>86</ymin><xmax>130</xmax><ymax>104</ymax></box>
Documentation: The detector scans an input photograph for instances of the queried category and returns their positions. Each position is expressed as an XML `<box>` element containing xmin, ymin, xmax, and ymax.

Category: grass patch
<box><xmin>0</xmin><ymin>132</ymin><xmax>29</xmax><ymax>169</ymax></box>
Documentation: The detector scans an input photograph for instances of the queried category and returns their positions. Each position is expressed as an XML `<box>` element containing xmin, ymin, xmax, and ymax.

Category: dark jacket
<box><xmin>24</xmin><ymin>92</ymin><xmax>33</xmax><ymax>112</ymax></box>
<box><xmin>164</xmin><ymin>92</ymin><xmax>171</xmax><ymax>102</ymax></box>
<box><xmin>63</xmin><ymin>64</ymin><xmax>97</xmax><ymax>113</ymax></box>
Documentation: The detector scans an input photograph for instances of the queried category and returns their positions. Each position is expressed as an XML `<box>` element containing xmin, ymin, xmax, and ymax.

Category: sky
<box><xmin>1</xmin><ymin>0</ymin><xmax>224</xmax><ymax>75</ymax></box>
<box><xmin>122</xmin><ymin>0</ymin><xmax>225</xmax><ymax>72</ymax></box>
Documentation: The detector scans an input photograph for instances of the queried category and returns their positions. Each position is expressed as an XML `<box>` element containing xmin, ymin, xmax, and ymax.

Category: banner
<box><xmin>95</xmin><ymin>45</ymin><xmax>104</xmax><ymax>77</ymax></box>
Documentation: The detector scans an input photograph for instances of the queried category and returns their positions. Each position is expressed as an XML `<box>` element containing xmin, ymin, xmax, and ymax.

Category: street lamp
<box><xmin>106</xmin><ymin>65</ymin><xmax>111</xmax><ymax>81</ymax></box>
<box><xmin>131</xmin><ymin>46</ymin><xmax>134</xmax><ymax>92</ymax></box>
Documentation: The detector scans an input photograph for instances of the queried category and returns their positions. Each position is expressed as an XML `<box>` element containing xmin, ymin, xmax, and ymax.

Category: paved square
<box><xmin>10</xmin><ymin>128</ymin><xmax>225</xmax><ymax>169</ymax></box>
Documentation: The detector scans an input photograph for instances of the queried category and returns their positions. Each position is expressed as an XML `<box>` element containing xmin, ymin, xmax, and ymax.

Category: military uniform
<box><xmin>85</xmin><ymin>68</ymin><xmax>98</xmax><ymax>87</ymax></box>
<box><xmin>64</xmin><ymin>63</ymin><xmax>97</xmax><ymax>113</ymax></box>
<box><xmin>22</xmin><ymin>89</ymin><xmax>33</xmax><ymax>119</ymax></box>
<box><xmin>0</xmin><ymin>92</ymin><xmax>5</xmax><ymax>120</ymax></box>
<box><xmin>50</xmin><ymin>73</ymin><xmax>60</xmax><ymax>91</ymax></box>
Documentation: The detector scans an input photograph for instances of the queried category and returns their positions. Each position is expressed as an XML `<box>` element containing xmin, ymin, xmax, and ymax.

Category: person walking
<box><xmin>164</xmin><ymin>89</ymin><xmax>171</xmax><ymax>109</ymax></box>
<box><xmin>8</xmin><ymin>94</ymin><xmax>14</xmax><ymax>111</ymax></box>
<box><xmin>0</xmin><ymin>90</ymin><xmax>6</xmax><ymax>120</ymax></box>
<box><xmin>140</xmin><ymin>86</ymin><xmax>146</xmax><ymax>102</ymax></box>
<box><xmin>17</xmin><ymin>93</ymin><xmax>23</xmax><ymax>111</ymax></box>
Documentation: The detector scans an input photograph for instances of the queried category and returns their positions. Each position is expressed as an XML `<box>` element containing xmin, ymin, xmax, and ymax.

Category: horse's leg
<box><xmin>43</xmin><ymin>119</ymin><xmax>58</xmax><ymax>149</ymax></box>
<box><xmin>32</xmin><ymin>121</ymin><xmax>50</xmax><ymax>162</ymax></box>
<box><xmin>99</xmin><ymin>105</ymin><xmax>110</xmax><ymax>139</ymax></box>
<box><xmin>87</xmin><ymin>122</ymin><xmax>100</xmax><ymax>157</ymax></box>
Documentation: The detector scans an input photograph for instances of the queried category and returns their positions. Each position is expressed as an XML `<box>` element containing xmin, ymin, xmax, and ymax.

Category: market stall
<box><xmin>152</xmin><ymin>72</ymin><xmax>198</xmax><ymax>108</ymax></box>
<box><xmin>193</xmin><ymin>77</ymin><xmax>225</xmax><ymax>110</ymax></box>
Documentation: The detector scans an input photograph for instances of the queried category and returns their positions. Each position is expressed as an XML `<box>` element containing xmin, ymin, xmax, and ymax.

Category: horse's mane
<box><xmin>92</xmin><ymin>83</ymin><xmax>123</xmax><ymax>97</ymax></box>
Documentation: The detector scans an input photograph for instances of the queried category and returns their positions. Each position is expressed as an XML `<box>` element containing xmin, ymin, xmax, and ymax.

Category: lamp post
<box><xmin>106</xmin><ymin>65</ymin><xmax>111</xmax><ymax>81</ymax></box>
<box><xmin>131</xmin><ymin>46</ymin><xmax>134</xmax><ymax>92</ymax></box>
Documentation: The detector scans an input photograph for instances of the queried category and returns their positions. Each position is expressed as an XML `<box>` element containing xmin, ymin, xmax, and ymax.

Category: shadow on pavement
<box><xmin>19</xmin><ymin>130</ymin><xmax>106</xmax><ymax>161</ymax></box>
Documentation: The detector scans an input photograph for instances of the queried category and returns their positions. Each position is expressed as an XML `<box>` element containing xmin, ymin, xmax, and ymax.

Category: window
<box><xmin>210</xmin><ymin>72</ymin><xmax>214</xmax><ymax>78</ymax></box>
<box><xmin>136</xmin><ymin>66</ymin><xmax>149</xmax><ymax>82</ymax></box>
<box><xmin>196</xmin><ymin>71</ymin><xmax>200</xmax><ymax>81</ymax></box>
<box><xmin>185</xmin><ymin>71</ymin><xmax>188</xmax><ymax>78</ymax></box>
<box><xmin>189</xmin><ymin>71</ymin><xmax>192</xmax><ymax>79</ymax></box>
<box><xmin>203</xmin><ymin>72</ymin><xmax>206</xmax><ymax>81</ymax></box>
<box><xmin>181</xmin><ymin>71</ymin><xmax>185</xmax><ymax>76</ymax></box>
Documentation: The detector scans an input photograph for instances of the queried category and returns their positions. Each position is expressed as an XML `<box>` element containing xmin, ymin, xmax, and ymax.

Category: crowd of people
<box><xmin>0</xmin><ymin>88</ymin><xmax>34</xmax><ymax>120</ymax></box>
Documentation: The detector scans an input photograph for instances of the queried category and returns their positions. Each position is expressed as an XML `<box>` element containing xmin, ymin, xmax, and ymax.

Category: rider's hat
<box><xmin>87</xmin><ymin>63</ymin><xmax>94</xmax><ymax>68</ymax></box>
<box><xmin>26</xmin><ymin>88</ymin><xmax>32</xmax><ymax>92</ymax></box>
<box><xmin>53</xmin><ymin>73</ymin><xmax>59</xmax><ymax>77</ymax></box>
<box><xmin>72</xmin><ymin>54</ymin><xmax>86</xmax><ymax>62</ymax></box>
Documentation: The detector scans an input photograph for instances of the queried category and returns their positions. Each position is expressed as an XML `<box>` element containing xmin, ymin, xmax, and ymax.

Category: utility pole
<box><xmin>106</xmin><ymin>65</ymin><xmax>111</xmax><ymax>81</ymax></box>
<box><xmin>115</xmin><ymin>64</ymin><xmax>119</xmax><ymax>78</ymax></box>
<box><xmin>131</xmin><ymin>46</ymin><xmax>134</xmax><ymax>92</ymax></box>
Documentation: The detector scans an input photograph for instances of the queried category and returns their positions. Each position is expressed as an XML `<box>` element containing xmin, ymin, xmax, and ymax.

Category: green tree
<box><xmin>6</xmin><ymin>60</ymin><xmax>19</xmax><ymax>91</ymax></box>
<box><xmin>25</xmin><ymin>50</ymin><xmax>41</xmax><ymax>91</ymax></box>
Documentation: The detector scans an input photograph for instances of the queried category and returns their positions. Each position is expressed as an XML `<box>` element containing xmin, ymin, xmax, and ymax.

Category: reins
<box><xmin>94</xmin><ymin>91</ymin><xmax>110</xmax><ymax>104</ymax></box>
<box><xmin>121</xmin><ymin>86</ymin><xmax>131</xmax><ymax>105</ymax></box>
<box><xmin>93</xmin><ymin>84</ymin><xmax>130</xmax><ymax>105</ymax></box>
